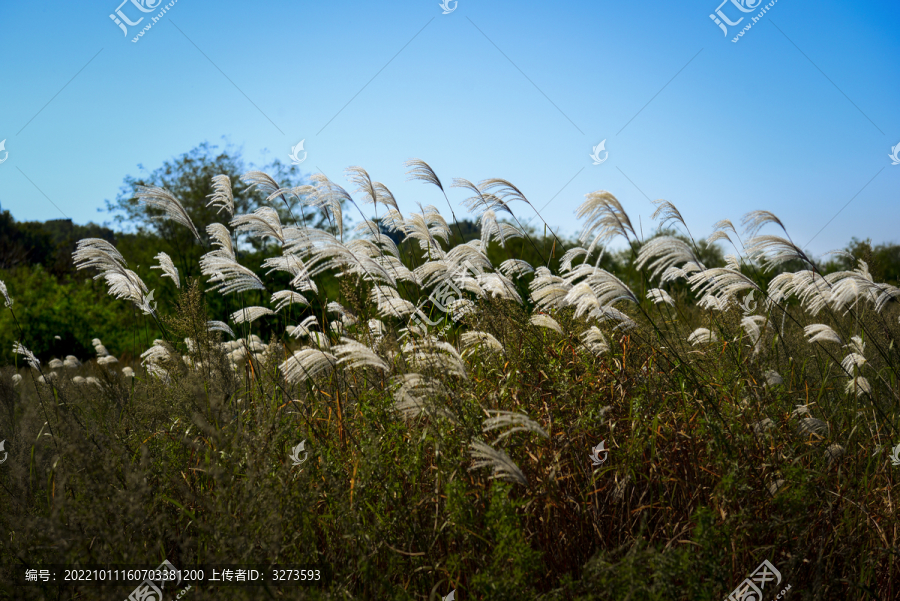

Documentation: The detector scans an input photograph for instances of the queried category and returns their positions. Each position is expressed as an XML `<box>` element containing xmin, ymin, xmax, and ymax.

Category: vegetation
<box><xmin>1</xmin><ymin>153</ymin><xmax>899</xmax><ymax>600</ymax></box>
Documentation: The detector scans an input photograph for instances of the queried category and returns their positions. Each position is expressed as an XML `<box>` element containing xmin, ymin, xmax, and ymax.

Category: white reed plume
<box><xmin>241</xmin><ymin>170</ymin><xmax>282</xmax><ymax>197</ymax></box>
<box><xmin>49</xmin><ymin>359</ymin><xmax>63</xmax><ymax>369</ymax></box>
<box><xmin>73</xmin><ymin>239</ymin><xmax>151</xmax><ymax>309</ymax></box>
<box><xmin>207</xmin><ymin>320</ymin><xmax>235</xmax><ymax>338</ymax></box>
<box><xmin>530</xmin><ymin>269</ymin><xmax>572</xmax><ymax>311</ymax></box>
<box><xmin>846</xmin><ymin>335</ymin><xmax>865</xmax><ymax>355</ymax></box>
<box><xmin>576</xmin><ymin>190</ymin><xmax>636</xmax><ymax>251</ymax></box>
<box><xmin>230</xmin><ymin>306</ymin><xmax>275</xmax><ymax>324</ymax></box>
<box><xmin>151</xmin><ymin>252</ymin><xmax>180</xmax><ymax>289</ymax></box>
<box><xmin>482</xmin><ymin>410</ymin><xmax>548</xmax><ymax>443</ymax></box>
<box><xmin>469</xmin><ymin>440</ymin><xmax>527</xmax><ymax>486</ymax></box>
<box><xmin>581</xmin><ymin>326</ymin><xmax>609</xmax><ymax>355</ymax></box>
<box><xmin>134</xmin><ymin>185</ymin><xmax>201</xmax><ymax>240</ymax></box>
<box><xmin>460</xmin><ymin>331</ymin><xmax>504</xmax><ymax>357</ymax></box>
<box><xmin>531</xmin><ymin>314</ymin><xmax>563</xmax><ymax>335</ymax></box>
<box><xmin>13</xmin><ymin>342</ymin><xmax>40</xmax><ymax>369</ymax></box>
<box><xmin>401</xmin><ymin>338</ymin><xmax>468</xmax><ymax>378</ymax></box>
<box><xmin>745</xmin><ymin>234</ymin><xmax>814</xmax><ymax>271</ymax></box>
<box><xmin>688</xmin><ymin>328</ymin><xmax>718</xmax><ymax>346</ymax></box>
<box><xmin>306</xmin><ymin>174</ymin><xmax>346</xmax><ymax>238</ymax></box>
<box><xmin>333</xmin><ymin>338</ymin><xmax>389</xmax><ymax>372</ymax></box>
<box><xmin>477</xmin><ymin>272</ymin><xmax>521</xmax><ymax>303</ymax></box>
<box><xmin>647</xmin><ymin>288</ymin><xmax>675</xmax><ymax>306</ymax></box>
<box><xmin>279</xmin><ymin>348</ymin><xmax>338</xmax><ymax>384</ymax></box>
<box><xmin>635</xmin><ymin>236</ymin><xmax>705</xmax><ymax>282</ymax></box>
<box><xmin>206</xmin><ymin>175</ymin><xmax>234</xmax><ymax>216</ymax></box>
<box><xmin>327</xmin><ymin>301</ymin><xmax>358</xmax><ymax>326</ymax></box>
<box><xmin>559</xmin><ymin>247</ymin><xmax>589</xmax><ymax>273</ymax></box>
<box><xmin>140</xmin><ymin>340</ymin><xmax>172</xmax><ymax>381</ymax></box>
<box><xmin>498</xmin><ymin>259</ymin><xmax>534</xmax><ymax>279</ymax></box>
<box><xmin>230</xmin><ymin>206</ymin><xmax>285</xmax><ymax>244</ymax></box>
<box><xmin>740</xmin><ymin>315</ymin><xmax>772</xmax><ymax>355</ymax></box>
<box><xmin>0</xmin><ymin>280</ymin><xmax>11</xmax><ymax>307</ymax></box>
<box><xmin>271</xmin><ymin>290</ymin><xmax>309</xmax><ymax>313</ymax></box>
<box><xmin>199</xmin><ymin>253</ymin><xmax>265</xmax><ymax>295</ymax></box>
<box><xmin>122</xmin><ymin>367</ymin><xmax>135</xmax><ymax>378</ymax></box>
<box><xmin>391</xmin><ymin>373</ymin><xmax>453</xmax><ymax>420</ymax></box>
<box><xmin>687</xmin><ymin>267</ymin><xmax>759</xmax><ymax>302</ymax></box>
<box><xmin>63</xmin><ymin>356</ymin><xmax>81</xmax><ymax>369</ymax></box>
<box><xmin>841</xmin><ymin>353</ymin><xmax>867</xmax><ymax>374</ymax></box>
<box><xmin>478</xmin><ymin>209</ymin><xmax>523</xmax><ymax>249</ymax></box>
<box><xmin>12</xmin><ymin>374</ymin><xmax>22</xmax><ymax>387</ymax></box>
<box><xmin>804</xmin><ymin>324</ymin><xmax>842</xmax><ymax>345</ymax></box>
<box><xmin>97</xmin><ymin>356</ymin><xmax>118</xmax><ymax>366</ymax></box>
<box><xmin>452</xmin><ymin>178</ymin><xmax>512</xmax><ymax>216</ymax></box>
<box><xmin>845</xmin><ymin>377</ymin><xmax>871</xmax><ymax>397</ymax></box>
<box><xmin>287</xmin><ymin>316</ymin><xmax>320</xmax><ymax>338</ymax></box>
<box><xmin>741</xmin><ymin>210</ymin><xmax>789</xmax><ymax>238</ymax></box>
<box><xmin>207</xmin><ymin>223</ymin><xmax>235</xmax><ymax>258</ymax></box>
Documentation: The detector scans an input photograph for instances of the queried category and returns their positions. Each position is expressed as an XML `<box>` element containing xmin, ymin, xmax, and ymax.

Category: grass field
<box><xmin>2</xmin><ymin>163</ymin><xmax>899</xmax><ymax>600</ymax></box>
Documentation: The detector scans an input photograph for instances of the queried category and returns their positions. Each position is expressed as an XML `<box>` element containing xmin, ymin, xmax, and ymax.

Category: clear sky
<box><xmin>1</xmin><ymin>0</ymin><xmax>898</xmax><ymax>256</ymax></box>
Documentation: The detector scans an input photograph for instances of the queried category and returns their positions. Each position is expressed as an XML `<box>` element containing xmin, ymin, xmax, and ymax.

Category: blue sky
<box><xmin>1</xmin><ymin>0</ymin><xmax>898</xmax><ymax>256</ymax></box>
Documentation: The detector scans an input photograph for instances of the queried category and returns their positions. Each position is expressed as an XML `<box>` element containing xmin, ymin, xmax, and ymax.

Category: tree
<box><xmin>104</xmin><ymin>142</ymin><xmax>329</xmax><ymax>282</ymax></box>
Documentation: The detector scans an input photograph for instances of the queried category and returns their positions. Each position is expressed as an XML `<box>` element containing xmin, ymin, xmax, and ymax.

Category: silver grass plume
<box><xmin>206</xmin><ymin>175</ymin><xmax>234</xmax><ymax>216</ymax></box>
<box><xmin>452</xmin><ymin>178</ymin><xmax>512</xmax><ymax>216</ymax></box>
<box><xmin>401</xmin><ymin>338</ymin><xmax>467</xmax><ymax>378</ymax></box>
<box><xmin>498</xmin><ymin>259</ymin><xmax>534</xmax><ymax>279</ymax></box>
<box><xmin>230</xmin><ymin>206</ymin><xmax>285</xmax><ymax>244</ymax></box>
<box><xmin>576</xmin><ymin>190</ymin><xmax>635</xmax><ymax>250</ymax></box>
<box><xmin>688</xmin><ymin>328</ymin><xmax>718</xmax><ymax>346</ymax></box>
<box><xmin>460</xmin><ymin>331</ymin><xmax>505</xmax><ymax>357</ymax></box>
<box><xmin>134</xmin><ymin>185</ymin><xmax>201</xmax><ymax>240</ymax></box>
<box><xmin>651</xmin><ymin>200</ymin><xmax>691</xmax><ymax>233</ymax></box>
<box><xmin>804</xmin><ymin>324</ymin><xmax>842</xmax><ymax>345</ymax></box>
<box><xmin>635</xmin><ymin>236</ymin><xmax>705</xmax><ymax>282</ymax></box>
<box><xmin>0</xmin><ymin>280</ymin><xmax>11</xmax><ymax>307</ymax></box>
<box><xmin>482</xmin><ymin>410</ymin><xmax>548</xmax><ymax>443</ymax></box>
<box><xmin>151</xmin><ymin>252</ymin><xmax>180</xmax><ymax>289</ymax></box>
<box><xmin>845</xmin><ymin>377</ymin><xmax>871</xmax><ymax>397</ymax></box>
<box><xmin>468</xmin><ymin>440</ymin><xmax>527</xmax><ymax>486</ymax></box>
<box><xmin>279</xmin><ymin>348</ymin><xmax>338</xmax><ymax>384</ymax></box>
<box><xmin>207</xmin><ymin>320</ymin><xmax>235</xmax><ymax>338</ymax></box>
<box><xmin>581</xmin><ymin>326</ymin><xmax>609</xmax><ymax>355</ymax></box>
<box><xmin>531</xmin><ymin>313</ymin><xmax>563</xmax><ymax>335</ymax></box>
<box><xmin>391</xmin><ymin>373</ymin><xmax>453</xmax><ymax>421</ymax></box>
<box><xmin>73</xmin><ymin>238</ymin><xmax>150</xmax><ymax>310</ymax></box>
<box><xmin>647</xmin><ymin>288</ymin><xmax>675</xmax><ymax>306</ymax></box>
<box><xmin>271</xmin><ymin>290</ymin><xmax>309</xmax><ymax>312</ymax></box>
<box><xmin>333</xmin><ymin>338</ymin><xmax>389</xmax><ymax>372</ymax></box>
<box><xmin>230</xmin><ymin>306</ymin><xmax>275</xmax><ymax>324</ymax></box>
<box><xmin>741</xmin><ymin>210</ymin><xmax>789</xmax><ymax>238</ymax></box>
<box><xmin>13</xmin><ymin>342</ymin><xmax>40</xmax><ymax>369</ymax></box>
<box><xmin>287</xmin><ymin>315</ymin><xmax>321</xmax><ymax>338</ymax></box>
